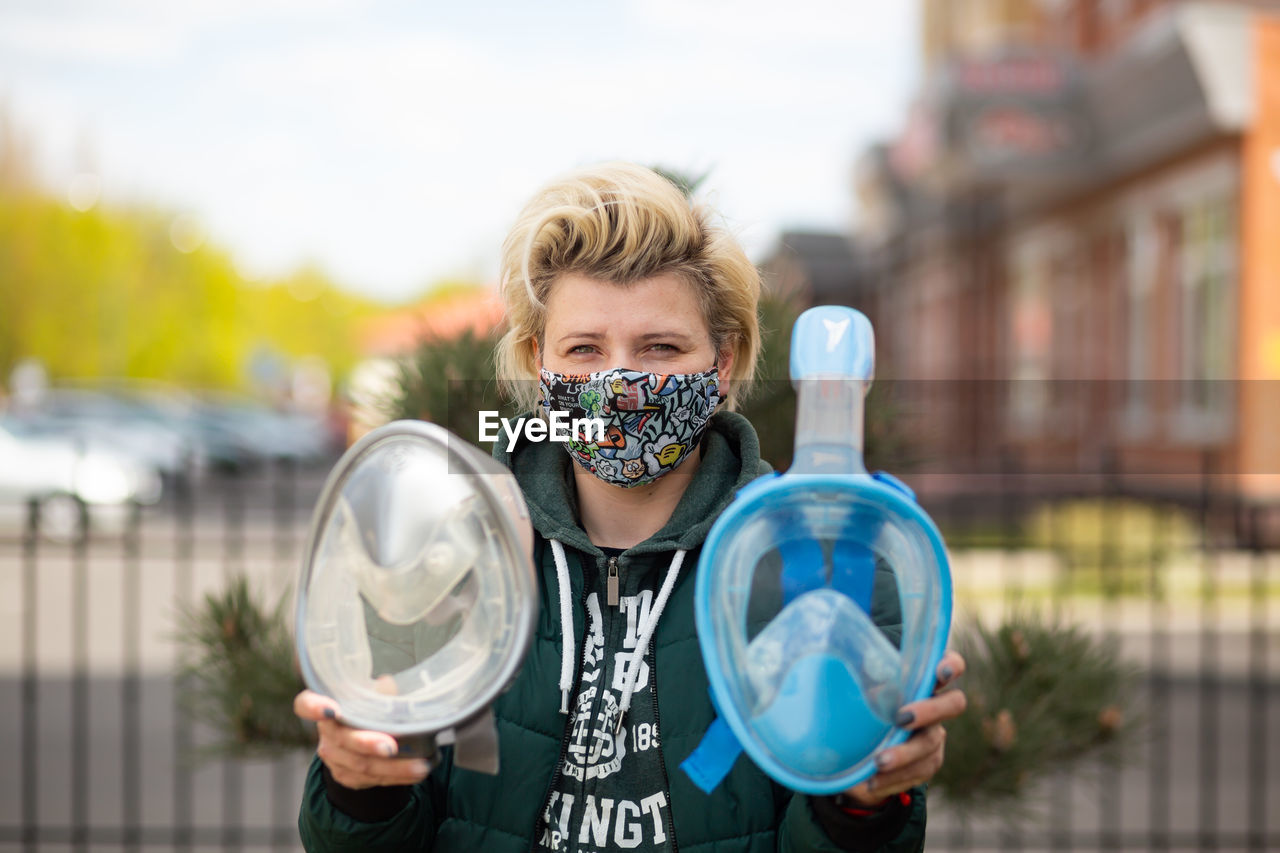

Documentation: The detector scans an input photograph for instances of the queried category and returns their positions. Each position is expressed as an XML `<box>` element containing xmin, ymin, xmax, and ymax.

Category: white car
<box><xmin>0</xmin><ymin>422</ymin><xmax>162</xmax><ymax>542</ymax></box>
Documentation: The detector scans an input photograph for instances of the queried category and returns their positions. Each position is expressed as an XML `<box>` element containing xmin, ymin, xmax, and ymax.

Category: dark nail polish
<box><xmin>323</xmin><ymin>708</ymin><xmax>336</xmax><ymax>720</ymax></box>
<box><xmin>939</xmin><ymin>665</ymin><xmax>954</xmax><ymax>682</ymax></box>
<box><xmin>896</xmin><ymin>709</ymin><xmax>916</xmax><ymax>728</ymax></box>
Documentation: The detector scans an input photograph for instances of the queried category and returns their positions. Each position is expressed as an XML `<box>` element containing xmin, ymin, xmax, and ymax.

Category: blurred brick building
<box><xmin>841</xmin><ymin>0</ymin><xmax>1280</xmax><ymax>502</ymax></box>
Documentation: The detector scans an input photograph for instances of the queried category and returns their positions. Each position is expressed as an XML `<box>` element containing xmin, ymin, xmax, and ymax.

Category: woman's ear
<box><xmin>716</xmin><ymin>345</ymin><xmax>735</xmax><ymax>397</ymax></box>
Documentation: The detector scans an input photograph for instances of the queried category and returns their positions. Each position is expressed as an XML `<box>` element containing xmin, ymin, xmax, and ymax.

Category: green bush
<box><xmin>174</xmin><ymin>576</ymin><xmax>311</xmax><ymax>758</ymax></box>
<box><xmin>382</xmin><ymin>327</ymin><xmax>514</xmax><ymax>449</ymax></box>
<box><xmin>1025</xmin><ymin>498</ymin><xmax>1197</xmax><ymax>597</ymax></box>
<box><xmin>933</xmin><ymin>612</ymin><xmax>1140</xmax><ymax>819</ymax></box>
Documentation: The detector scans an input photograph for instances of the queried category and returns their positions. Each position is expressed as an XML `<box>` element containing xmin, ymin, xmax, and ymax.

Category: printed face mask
<box><xmin>538</xmin><ymin>365</ymin><xmax>721</xmax><ymax>488</ymax></box>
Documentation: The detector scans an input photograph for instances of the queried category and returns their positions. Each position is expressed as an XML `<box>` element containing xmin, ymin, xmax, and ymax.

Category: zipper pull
<box><xmin>607</xmin><ymin>556</ymin><xmax>620</xmax><ymax>607</ymax></box>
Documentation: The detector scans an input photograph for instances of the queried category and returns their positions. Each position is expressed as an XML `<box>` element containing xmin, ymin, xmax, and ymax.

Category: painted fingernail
<box><xmin>322</xmin><ymin>707</ymin><xmax>336</xmax><ymax>720</ymax></box>
<box><xmin>381</xmin><ymin>743</ymin><xmax>396</xmax><ymax>758</ymax></box>
<box><xmin>939</xmin><ymin>665</ymin><xmax>954</xmax><ymax>682</ymax></box>
<box><xmin>896</xmin><ymin>710</ymin><xmax>916</xmax><ymax>727</ymax></box>
<box><xmin>875</xmin><ymin>751</ymin><xmax>893</xmax><ymax>770</ymax></box>
<box><xmin>866</xmin><ymin>777</ymin><xmax>877</xmax><ymax>792</ymax></box>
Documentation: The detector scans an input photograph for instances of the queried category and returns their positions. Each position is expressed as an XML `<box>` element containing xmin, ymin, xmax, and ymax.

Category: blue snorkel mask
<box><xmin>682</xmin><ymin>306</ymin><xmax>953</xmax><ymax>796</ymax></box>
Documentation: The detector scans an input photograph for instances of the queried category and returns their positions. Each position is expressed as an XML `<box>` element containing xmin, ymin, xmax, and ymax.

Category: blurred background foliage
<box><xmin>382</xmin><ymin>326</ymin><xmax>513</xmax><ymax>438</ymax></box>
<box><xmin>0</xmin><ymin>130</ymin><xmax>456</xmax><ymax>398</ymax></box>
<box><xmin>1026</xmin><ymin>498</ymin><xmax>1197</xmax><ymax>583</ymax></box>
<box><xmin>173</xmin><ymin>575</ymin><xmax>311</xmax><ymax>759</ymax></box>
<box><xmin>933</xmin><ymin>612</ymin><xmax>1141</xmax><ymax>821</ymax></box>
<box><xmin>0</xmin><ymin>186</ymin><xmax>381</xmax><ymax>391</ymax></box>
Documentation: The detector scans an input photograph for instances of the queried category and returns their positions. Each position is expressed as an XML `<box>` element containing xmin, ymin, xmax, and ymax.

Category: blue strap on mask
<box><xmin>679</xmin><ymin>714</ymin><xmax>743</xmax><ymax>794</ymax></box>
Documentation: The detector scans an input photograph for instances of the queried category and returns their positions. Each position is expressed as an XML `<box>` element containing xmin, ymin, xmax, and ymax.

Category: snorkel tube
<box><xmin>682</xmin><ymin>306</ymin><xmax>952</xmax><ymax>795</ymax></box>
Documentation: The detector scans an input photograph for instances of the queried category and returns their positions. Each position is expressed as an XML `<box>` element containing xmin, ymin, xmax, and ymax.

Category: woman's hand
<box><xmin>840</xmin><ymin>650</ymin><xmax>967</xmax><ymax>807</ymax></box>
<box><xmin>294</xmin><ymin>689</ymin><xmax>432</xmax><ymax>790</ymax></box>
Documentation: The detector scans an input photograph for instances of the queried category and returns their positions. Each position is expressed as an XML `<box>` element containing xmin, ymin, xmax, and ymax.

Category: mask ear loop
<box><xmin>710</xmin><ymin>357</ymin><xmax>726</xmax><ymax>409</ymax></box>
<box><xmin>532</xmin><ymin>338</ymin><xmax>554</xmax><ymax>419</ymax></box>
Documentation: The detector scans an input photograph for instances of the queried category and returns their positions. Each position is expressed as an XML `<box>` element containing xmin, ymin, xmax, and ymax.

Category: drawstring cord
<box><xmin>549</xmin><ymin>539</ymin><xmax>576</xmax><ymax>713</ymax></box>
<box><xmin>615</xmin><ymin>548</ymin><xmax>684</xmax><ymax>733</ymax></box>
<box><xmin>548</xmin><ymin>539</ymin><xmax>685</xmax><ymax>728</ymax></box>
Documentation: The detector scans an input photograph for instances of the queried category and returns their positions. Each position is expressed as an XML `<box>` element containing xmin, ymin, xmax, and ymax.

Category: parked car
<box><xmin>13</xmin><ymin>388</ymin><xmax>196</xmax><ymax>484</ymax></box>
<box><xmin>194</xmin><ymin>393</ymin><xmax>335</xmax><ymax>467</ymax></box>
<box><xmin>0</xmin><ymin>421</ymin><xmax>162</xmax><ymax>543</ymax></box>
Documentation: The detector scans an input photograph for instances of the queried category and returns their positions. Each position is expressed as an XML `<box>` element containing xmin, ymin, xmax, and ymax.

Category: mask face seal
<box><xmin>295</xmin><ymin>420</ymin><xmax>536</xmax><ymax>774</ymax></box>
<box><xmin>683</xmin><ymin>306</ymin><xmax>953</xmax><ymax>795</ymax></box>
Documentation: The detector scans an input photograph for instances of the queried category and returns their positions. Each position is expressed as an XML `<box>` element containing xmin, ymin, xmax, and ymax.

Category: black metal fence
<box><xmin>922</xmin><ymin>463</ymin><xmax>1280</xmax><ymax>852</ymax></box>
<box><xmin>1</xmin><ymin>456</ymin><xmax>1276</xmax><ymax>851</ymax></box>
<box><xmin>1</xmin><ymin>460</ymin><xmax>322</xmax><ymax>853</ymax></box>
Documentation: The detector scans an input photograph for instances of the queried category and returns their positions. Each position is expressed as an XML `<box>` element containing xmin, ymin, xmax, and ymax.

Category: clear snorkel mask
<box><xmin>682</xmin><ymin>306</ymin><xmax>952</xmax><ymax>795</ymax></box>
<box><xmin>295</xmin><ymin>420</ymin><xmax>537</xmax><ymax>774</ymax></box>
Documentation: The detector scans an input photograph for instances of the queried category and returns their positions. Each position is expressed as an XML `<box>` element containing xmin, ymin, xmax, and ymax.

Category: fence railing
<box><xmin>2</xmin><ymin>460</ymin><xmax>322</xmax><ymax>853</ymax></box>
<box><xmin>924</xmin><ymin>468</ymin><xmax>1278</xmax><ymax>852</ymax></box>
<box><xmin>0</xmin><ymin>456</ymin><xmax>1275</xmax><ymax>851</ymax></box>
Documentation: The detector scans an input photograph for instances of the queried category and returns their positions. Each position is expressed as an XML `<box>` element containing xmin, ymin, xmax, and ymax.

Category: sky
<box><xmin>0</xmin><ymin>0</ymin><xmax>921</xmax><ymax>304</ymax></box>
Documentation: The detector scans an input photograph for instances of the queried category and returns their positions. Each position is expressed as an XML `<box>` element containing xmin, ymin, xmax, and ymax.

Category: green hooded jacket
<box><xmin>299</xmin><ymin>411</ymin><xmax>927</xmax><ymax>852</ymax></box>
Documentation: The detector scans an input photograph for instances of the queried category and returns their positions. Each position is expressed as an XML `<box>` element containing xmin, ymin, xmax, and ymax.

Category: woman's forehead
<box><xmin>543</xmin><ymin>272</ymin><xmax>710</xmax><ymax>340</ymax></box>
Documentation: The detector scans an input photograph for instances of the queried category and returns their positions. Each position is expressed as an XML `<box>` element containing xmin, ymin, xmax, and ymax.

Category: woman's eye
<box><xmin>569</xmin><ymin>345</ymin><xmax>596</xmax><ymax>355</ymax></box>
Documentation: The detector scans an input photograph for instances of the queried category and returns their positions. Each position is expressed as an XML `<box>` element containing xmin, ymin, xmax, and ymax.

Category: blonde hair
<box><xmin>496</xmin><ymin>162</ymin><xmax>761</xmax><ymax>412</ymax></box>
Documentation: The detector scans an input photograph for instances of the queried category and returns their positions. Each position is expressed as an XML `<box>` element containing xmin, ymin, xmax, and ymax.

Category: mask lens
<box><xmin>707</xmin><ymin>483</ymin><xmax>948</xmax><ymax>785</ymax></box>
<box><xmin>297</xmin><ymin>425</ymin><xmax>536</xmax><ymax>736</ymax></box>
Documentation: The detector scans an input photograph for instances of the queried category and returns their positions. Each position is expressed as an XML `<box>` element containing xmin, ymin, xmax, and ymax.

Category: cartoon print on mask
<box><xmin>539</xmin><ymin>366</ymin><xmax>721</xmax><ymax>488</ymax></box>
<box><xmin>597</xmin><ymin>425</ymin><xmax>626</xmax><ymax>450</ymax></box>
<box><xmin>591</xmin><ymin>457</ymin><xmax>622</xmax><ymax>481</ymax></box>
<box><xmin>641</xmin><ymin>433</ymin><xmax>687</xmax><ymax>475</ymax></box>
<box><xmin>577</xmin><ymin>387</ymin><xmax>604</xmax><ymax>417</ymax></box>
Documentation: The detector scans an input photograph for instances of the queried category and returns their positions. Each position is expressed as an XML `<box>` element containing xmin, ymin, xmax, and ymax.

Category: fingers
<box><xmin>294</xmin><ymin>689</ymin><xmax>340</xmax><ymax>723</ymax></box>
<box><xmin>838</xmin><ymin>779</ymin><xmax>883</xmax><ymax>808</ymax></box>
<box><xmin>839</xmin><ymin>723</ymin><xmax>950</xmax><ymax>804</ymax></box>
<box><xmin>293</xmin><ymin>689</ymin><xmax>430</xmax><ymax>790</ymax></box>
<box><xmin>862</xmin><ymin>724</ymin><xmax>947</xmax><ymax>799</ymax></box>
<box><xmin>935</xmin><ymin>650</ymin><xmax>966</xmax><ymax>690</ymax></box>
<box><xmin>837</xmin><ymin>657</ymin><xmax>969</xmax><ymax>803</ymax></box>
<box><xmin>897</xmin><ymin>688</ymin><xmax>968</xmax><ymax>731</ymax></box>
<box><xmin>318</xmin><ymin>730</ymin><xmax>432</xmax><ymax>789</ymax></box>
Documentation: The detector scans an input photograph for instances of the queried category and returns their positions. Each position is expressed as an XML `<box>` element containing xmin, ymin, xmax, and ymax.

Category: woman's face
<box><xmin>540</xmin><ymin>272</ymin><xmax>733</xmax><ymax>383</ymax></box>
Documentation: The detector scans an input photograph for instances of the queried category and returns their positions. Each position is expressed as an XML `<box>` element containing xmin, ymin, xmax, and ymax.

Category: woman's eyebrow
<box><xmin>636</xmin><ymin>331</ymin><xmax>697</xmax><ymax>344</ymax></box>
<box><xmin>554</xmin><ymin>331</ymin><xmax>606</xmax><ymax>342</ymax></box>
<box><xmin>552</xmin><ymin>330</ymin><xmax>698</xmax><ymax>345</ymax></box>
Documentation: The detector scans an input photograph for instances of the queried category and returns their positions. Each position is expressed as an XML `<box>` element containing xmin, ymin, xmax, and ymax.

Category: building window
<box><xmin>1009</xmin><ymin>251</ymin><xmax>1052</xmax><ymax>431</ymax></box>
<box><xmin>1174</xmin><ymin>196</ymin><xmax>1235</xmax><ymax>439</ymax></box>
<box><xmin>1122</xmin><ymin>213</ymin><xmax>1155</xmax><ymax>433</ymax></box>
<box><xmin>1048</xmin><ymin>249</ymin><xmax>1084</xmax><ymax>427</ymax></box>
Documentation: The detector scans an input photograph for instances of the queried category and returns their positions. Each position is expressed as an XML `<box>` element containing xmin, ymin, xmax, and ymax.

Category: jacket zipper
<box><xmin>649</xmin><ymin>633</ymin><xmax>680</xmax><ymax>853</ymax></box>
<box><xmin>606</xmin><ymin>555</ymin><xmax>620</xmax><ymax>607</ymax></box>
<box><xmin>527</xmin><ymin>553</ymin><xmax>595</xmax><ymax>853</ymax></box>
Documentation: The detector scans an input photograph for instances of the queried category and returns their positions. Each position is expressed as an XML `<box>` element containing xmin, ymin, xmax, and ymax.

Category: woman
<box><xmin>294</xmin><ymin>163</ymin><xmax>966</xmax><ymax>852</ymax></box>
